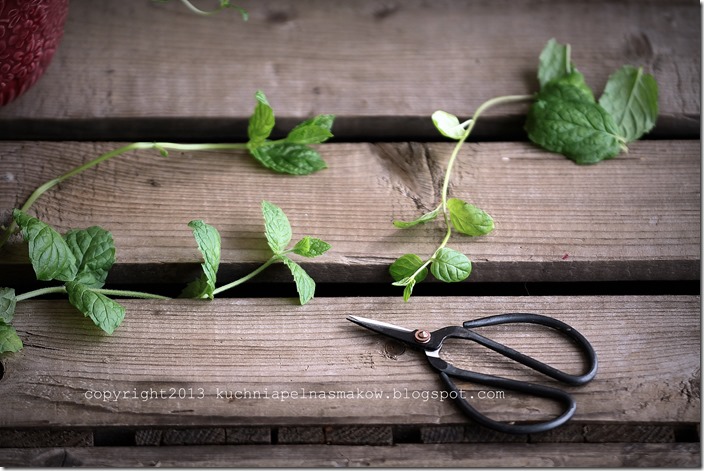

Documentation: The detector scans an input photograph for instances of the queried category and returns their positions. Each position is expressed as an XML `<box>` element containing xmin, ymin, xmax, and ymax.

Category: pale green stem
<box><xmin>211</xmin><ymin>255</ymin><xmax>279</xmax><ymax>296</ymax></box>
<box><xmin>401</xmin><ymin>94</ymin><xmax>534</xmax><ymax>286</ymax></box>
<box><xmin>0</xmin><ymin>141</ymin><xmax>248</xmax><ymax>249</ymax></box>
<box><xmin>15</xmin><ymin>285</ymin><xmax>170</xmax><ymax>302</ymax></box>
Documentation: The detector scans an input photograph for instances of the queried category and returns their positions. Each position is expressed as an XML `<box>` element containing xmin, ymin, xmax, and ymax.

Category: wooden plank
<box><xmin>0</xmin><ymin>141</ymin><xmax>699</xmax><ymax>285</ymax></box>
<box><xmin>0</xmin><ymin>296</ymin><xmax>698</xmax><ymax>428</ymax></box>
<box><xmin>0</xmin><ymin>0</ymin><xmax>698</xmax><ymax>140</ymax></box>
<box><xmin>0</xmin><ymin>443</ymin><xmax>700</xmax><ymax>467</ymax></box>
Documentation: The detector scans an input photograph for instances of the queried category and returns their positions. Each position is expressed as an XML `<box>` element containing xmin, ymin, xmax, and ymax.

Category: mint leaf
<box><xmin>281</xmin><ymin>257</ymin><xmax>315</xmax><ymax>305</ymax></box>
<box><xmin>262</xmin><ymin>201</ymin><xmax>292</xmax><ymax>254</ymax></box>
<box><xmin>292</xmin><ymin>236</ymin><xmax>331</xmax><ymax>258</ymax></box>
<box><xmin>13</xmin><ymin>209</ymin><xmax>78</xmax><ymax>282</ymax></box>
<box><xmin>250</xmin><ymin>143</ymin><xmax>328</xmax><ymax>175</ymax></box>
<box><xmin>65</xmin><ymin>281</ymin><xmax>125</xmax><ymax>335</ymax></box>
<box><xmin>389</xmin><ymin>254</ymin><xmax>428</xmax><ymax>284</ymax></box>
<box><xmin>525</xmin><ymin>81</ymin><xmax>624</xmax><ymax>164</ymax></box>
<box><xmin>431</xmin><ymin>248</ymin><xmax>471</xmax><ymax>283</ymax></box>
<box><xmin>64</xmin><ymin>226</ymin><xmax>115</xmax><ymax>288</ymax></box>
<box><xmin>432</xmin><ymin>110</ymin><xmax>468</xmax><ymax>140</ymax></box>
<box><xmin>538</xmin><ymin>38</ymin><xmax>576</xmax><ymax>88</ymax></box>
<box><xmin>393</xmin><ymin>207</ymin><xmax>440</xmax><ymax>229</ymax></box>
<box><xmin>286</xmin><ymin>114</ymin><xmax>335</xmax><ymax>144</ymax></box>
<box><xmin>402</xmin><ymin>279</ymin><xmax>416</xmax><ymax>302</ymax></box>
<box><xmin>180</xmin><ymin>220</ymin><xmax>221</xmax><ymax>299</ymax></box>
<box><xmin>0</xmin><ymin>288</ymin><xmax>16</xmax><ymax>323</ymax></box>
<box><xmin>247</xmin><ymin>90</ymin><xmax>275</xmax><ymax>146</ymax></box>
<box><xmin>447</xmin><ymin>198</ymin><xmax>494</xmax><ymax>236</ymax></box>
<box><xmin>0</xmin><ymin>322</ymin><xmax>22</xmax><ymax>353</ymax></box>
<box><xmin>599</xmin><ymin>65</ymin><xmax>658</xmax><ymax>143</ymax></box>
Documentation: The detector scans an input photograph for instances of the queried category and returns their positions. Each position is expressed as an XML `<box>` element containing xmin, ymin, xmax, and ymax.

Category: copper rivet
<box><xmin>414</xmin><ymin>330</ymin><xmax>431</xmax><ymax>344</ymax></box>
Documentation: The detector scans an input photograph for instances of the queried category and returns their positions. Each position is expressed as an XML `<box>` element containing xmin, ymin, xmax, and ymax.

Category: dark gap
<box><xmin>270</xmin><ymin>427</ymin><xmax>279</xmax><ymax>445</ymax></box>
<box><xmin>0</xmin><ymin>115</ymin><xmax>698</xmax><ymax>142</ymax></box>
<box><xmin>674</xmin><ymin>425</ymin><xmax>701</xmax><ymax>443</ymax></box>
<box><xmin>392</xmin><ymin>425</ymin><xmax>422</xmax><ymax>444</ymax></box>
<box><xmin>93</xmin><ymin>428</ymin><xmax>136</xmax><ymax>446</ymax></box>
<box><xmin>0</xmin><ymin>361</ymin><xmax>4</xmax><ymax>381</ymax></box>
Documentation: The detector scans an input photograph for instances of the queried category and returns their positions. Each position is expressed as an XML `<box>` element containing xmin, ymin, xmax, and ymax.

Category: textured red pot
<box><xmin>0</xmin><ymin>0</ymin><xmax>69</xmax><ymax>106</ymax></box>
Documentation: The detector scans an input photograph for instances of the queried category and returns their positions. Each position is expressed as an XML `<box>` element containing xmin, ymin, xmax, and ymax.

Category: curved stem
<box><xmin>178</xmin><ymin>0</ymin><xmax>220</xmax><ymax>16</ymax></box>
<box><xmin>91</xmin><ymin>289</ymin><xmax>170</xmax><ymax>300</ymax></box>
<box><xmin>15</xmin><ymin>286</ymin><xmax>67</xmax><ymax>302</ymax></box>
<box><xmin>211</xmin><ymin>255</ymin><xmax>279</xmax><ymax>296</ymax></box>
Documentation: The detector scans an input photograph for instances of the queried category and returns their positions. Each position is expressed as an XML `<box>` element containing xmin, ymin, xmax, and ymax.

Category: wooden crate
<box><xmin>0</xmin><ymin>0</ymin><xmax>700</xmax><ymax>467</ymax></box>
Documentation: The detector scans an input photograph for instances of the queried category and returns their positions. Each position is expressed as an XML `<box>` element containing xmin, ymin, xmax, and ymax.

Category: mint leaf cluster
<box><xmin>247</xmin><ymin>91</ymin><xmax>335</xmax><ymax>175</ymax></box>
<box><xmin>526</xmin><ymin>39</ymin><xmax>658</xmax><ymax>164</ymax></box>
<box><xmin>1</xmin><ymin>203</ymin><xmax>331</xmax><ymax>354</ymax></box>
<box><xmin>391</xmin><ymin>38</ymin><xmax>658</xmax><ymax>301</ymax></box>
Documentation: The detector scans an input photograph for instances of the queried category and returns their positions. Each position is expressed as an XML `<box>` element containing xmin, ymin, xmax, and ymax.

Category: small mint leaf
<box><xmin>538</xmin><ymin>38</ymin><xmax>576</xmax><ymax>88</ymax></box>
<box><xmin>247</xmin><ymin>90</ymin><xmax>275</xmax><ymax>146</ymax></box>
<box><xmin>389</xmin><ymin>254</ymin><xmax>428</xmax><ymax>283</ymax></box>
<box><xmin>447</xmin><ymin>198</ymin><xmax>494</xmax><ymax>236</ymax></box>
<box><xmin>64</xmin><ymin>226</ymin><xmax>116</xmax><ymax>289</ymax></box>
<box><xmin>431</xmin><ymin>110</ymin><xmax>467</xmax><ymax>140</ymax></box>
<box><xmin>403</xmin><ymin>279</ymin><xmax>416</xmax><ymax>302</ymax></box>
<box><xmin>431</xmin><ymin>248</ymin><xmax>472</xmax><ymax>283</ymax></box>
<box><xmin>0</xmin><ymin>321</ymin><xmax>22</xmax><ymax>353</ymax></box>
<box><xmin>180</xmin><ymin>220</ymin><xmax>221</xmax><ymax>299</ymax></box>
<box><xmin>13</xmin><ymin>209</ymin><xmax>78</xmax><ymax>282</ymax></box>
<box><xmin>393</xmin><ymin>207</ymin><xmax>440</xmax><ymax>229</ymax></box>
<box><xmin>286</xmin><ymin>114</ymin><xmax>335</xmax><ymax>144</ymax></box>
<box><xmin>250</xmin><ymin>143</ymin><xmax>328</xmax><ymax>175</ymax></box>
<box><xmin>281</xmin><ymin>257</ymin><xmax>315</xmax><ymax>305</ymax></box>
<box><xmin>0</xmin><ymin>288</ymin><xmax>16</xmax><ymax>324</ymax></box>
<box><xmin>293</xmin><ymin>236</ymin><xmax>331</xmax><ymax>258</ymax></box>
<box><xmin>262</xmin><ymin>201</ymin><xmax>292</xmax><ymax>254</ymax></box>
<box><xmin>65</xmin><ymin>281</ymin><xmax>125</xmax><ymax>335</ymax></box>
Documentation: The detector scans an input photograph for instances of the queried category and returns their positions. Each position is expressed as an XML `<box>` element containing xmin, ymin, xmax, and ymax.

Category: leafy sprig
<box><xmin>391</xmin><ymin>38</ymin><xmax>658</xmax><ymax>300</ymax></box>
<box><xmin>0</xmin><ymin>202</ymin><xmax>330</xmax><ymax>353</ymax></box>
<box><xmin>0</xmin><ymin>90</ymin><xmax>334</xmax><ymax>249</ymax></box>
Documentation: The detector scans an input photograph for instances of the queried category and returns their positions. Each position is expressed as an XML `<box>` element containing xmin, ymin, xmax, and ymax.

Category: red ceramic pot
<box><xmin>0</xmin><ymin>0</ymin><xmax>69</xmax><ymax>106</ymax></box>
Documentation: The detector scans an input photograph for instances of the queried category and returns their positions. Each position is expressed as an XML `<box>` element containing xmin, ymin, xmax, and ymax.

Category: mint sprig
<box><xmin>392</xmin><ymin>38</ymin><xmax>658</xmax><ymax>300</ymax></box>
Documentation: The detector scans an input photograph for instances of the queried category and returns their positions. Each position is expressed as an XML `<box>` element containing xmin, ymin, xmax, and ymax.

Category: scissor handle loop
<box><xmin>426</xmin><ymin>312</ymin><xmax>597</xmax><ymax>434</ymax></box>
<box><xmin>461</xmin><ymin>312</ymin><xmax>598</xmax><ymax>385</ymax></box>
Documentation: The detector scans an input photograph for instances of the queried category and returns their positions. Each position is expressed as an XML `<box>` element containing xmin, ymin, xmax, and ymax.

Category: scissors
<box><xmin>347</xmin><ymin>313</ymin><xmax>597</xmax><ymax>434</ymax></box>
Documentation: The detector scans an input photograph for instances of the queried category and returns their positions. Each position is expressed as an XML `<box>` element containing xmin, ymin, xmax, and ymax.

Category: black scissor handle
<box><xmin>425</xmin><ymin>313</ymin><xmax>597</xmax><ymax>434</ymax></box>
<box><xmin>462</xmin><ymin>313</ymin><xmax>598</xmax><ymax>385</ymax></box>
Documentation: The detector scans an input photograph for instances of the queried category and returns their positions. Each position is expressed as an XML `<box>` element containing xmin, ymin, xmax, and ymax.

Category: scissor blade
<box><xmin>347</xmin><ymin>315</ymin><xmax>417</xmax><ymax>345</ymax></box>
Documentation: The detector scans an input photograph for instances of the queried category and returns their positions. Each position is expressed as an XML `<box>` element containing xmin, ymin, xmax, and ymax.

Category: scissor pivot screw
<box><xmin>414</xmin><ymin>330</ymin><xmax>431</xmax><ymax>344</ymax></box>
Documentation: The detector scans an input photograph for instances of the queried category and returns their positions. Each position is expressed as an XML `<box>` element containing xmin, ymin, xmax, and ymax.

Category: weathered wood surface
<box><xmin>0</xmin><ymin>296</ymin><xmax>698</xmax><ymax>428</ymax></box>
<box><xmin>1</xmin><ymin>140</ymin><xmax>699</xmax><ymax>285</ymax></box>
<box><xmin>0</xmin><ymin>0</ymin><xmax>698</xmax><ymax>140</ymax></box>
<box><xmin>0</xmin><ymin>443</ymin><xmax>700</xmax><ymax>468</ymax></box>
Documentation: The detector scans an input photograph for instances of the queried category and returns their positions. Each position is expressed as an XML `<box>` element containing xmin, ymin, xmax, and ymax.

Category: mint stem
<box><xmin>0</xmin><ymin>141</ymin><xmax>249</xmax><ymax>249</ymax></box>
<box><xmin>211</xmin><ymin>255</ymin><xmax>279</xmax><ymax>296</ymax></box>
<box><xmin>15</xmin><ymin>286</ymin><xmax>67</xmax><ymax>302</ymax></box>
<box><xmin>15</xmin><ymin>285</ymin><xmax>169</xmax><ymax>302</ymax></box>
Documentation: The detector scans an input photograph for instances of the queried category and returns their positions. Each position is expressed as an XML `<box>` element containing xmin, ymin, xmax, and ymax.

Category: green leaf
<box><xmin>180</xmin><ymin>220</ymin><xmax>221</xmax><ymax>299</ymax></box>
<box><xmin>402</xmin><ymin>279</ymin><xmax>416</xmax><ymax>302</ymax></box>
<box><xmin>431</xmin><ymin>110</ymin><xmax>468</xmax><ymax>140</ymax></box>
<box><xmin>393</xmin><ymin>207</ymin><xmax>440</xmax><ymax>229</ymax></box>
<box><xmin>261</xmin><ymin>201</ymin><xmax>292</xmax><ymax>254</ymax></box>
<box><xmin>286</xmin><ymin>114</ymin><xmax>335</xmax><ymax>144</ymax></box>
<box><xmin>250</xmin><ymin>143</ymin><xmax>328</xmax><ymax>175</ymax></box>
<box><xmin>0</xmin><ymin>322</ymin><xmax>22</xmax><ymax>353</ymax></box>
<box><xmin>292</xmin><ymin>236</ymin><xmax>331</xmax><ymax>258</ymax></box>
<box><xmin>13</xmin><ymin>209</ymin><xmax>78</xmax><ymax>282</ymax></box>
<box><xmin>599</xmin><ymin>65</ymin><xmax>658</xmax><ymax>143</ymax></box>
<box><xmin>0</xmin><ymin>288</ymin><xmax>16</xmax><ymax>323</ymax></box>
<box><xmin>389</xmin><ymin>254</ymin><xmax>428</xmax><ymax>283</ymax></box>
<box><xmin>447</xmin><ymin>198</ymin><xmax>494</xmax><ymax>236</ymax></box>
<box><xmin>538</xmin><ymin>38</ymin><xmax>576</xmax><ymax>88</ymax></box>
<box><xmin>431</xmin><ymin>248</ymin><xmax>472</xmax><ymax>283</ymax></box>
<box><xmin>247</xmin><ymin>90</ymin><xmax>275</xmax><ymax>146</ymax></box>
<box><xmin>64</xmin><ymin>226</ymin><xmax>115</xmax><ymax>288</ymax></box>
<box><xmin>525</xmin><ymin>80</ymin><xmax>624</xmax><ymax>164</ymax></box>
<box><xmin>65</xmin><ymin>281</ymin><xmax>125</xmax><ymax>335</ymax></box>
<box><xmin>281</xmin><ymin>257</ymin><xmax>315</xmax><ymax>305</ymax></box>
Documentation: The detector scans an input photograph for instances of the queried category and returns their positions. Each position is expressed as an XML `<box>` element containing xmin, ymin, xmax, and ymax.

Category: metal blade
<box><xmin>346</xmin><ymin>315</ymin><xmax>418</xmax><ymax>346</ymax></box>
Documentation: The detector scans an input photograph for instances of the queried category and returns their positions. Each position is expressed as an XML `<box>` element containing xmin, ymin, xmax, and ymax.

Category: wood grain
<box><xmin>0</xmin><ymin>0</ymin><xmax>698</xmax><ymax>140</ymax></box>
<box><xmin>0</xmin><ymin>443</ymin><xmax>700</xmax><ymax>467</ymax></box>
<box><xmin>0</xmin><ymin>141</ymin><xmax>699</xmax><ymax>285</ymax></box>
<box><xmin>0</xmin><ymin>296</ymin><xmax>698</xmax><ymax>428</ymax></box>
